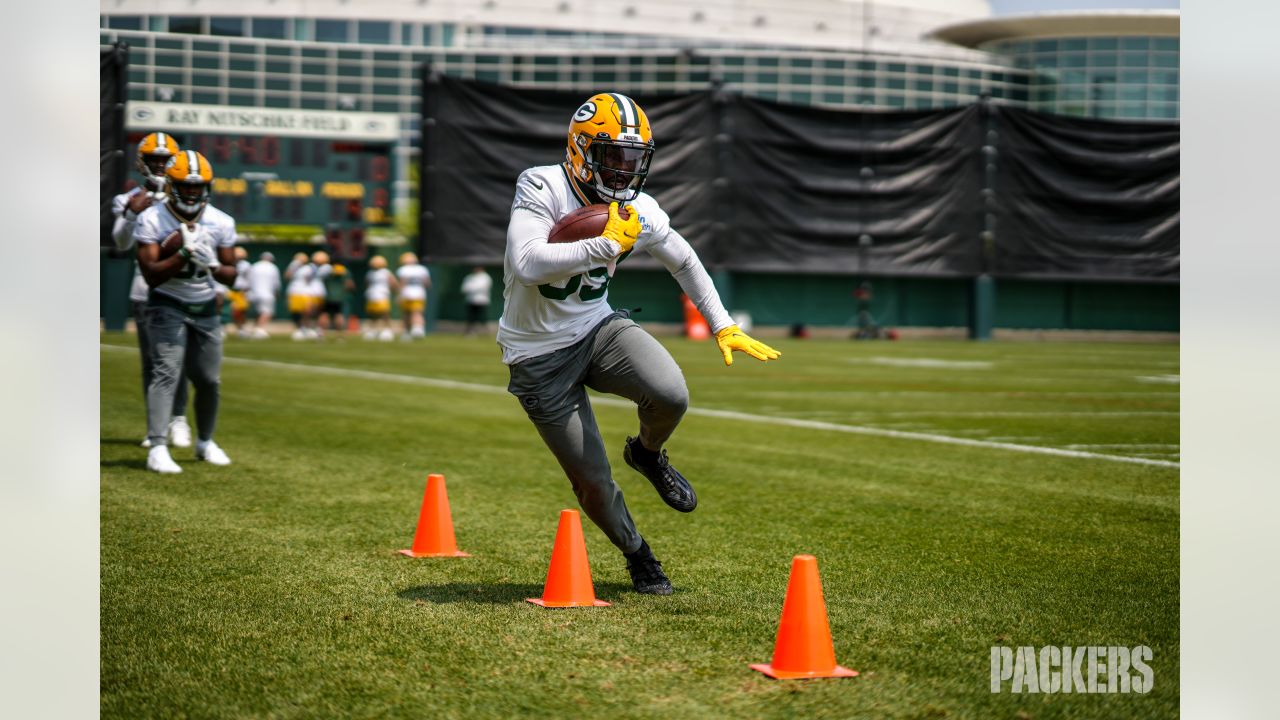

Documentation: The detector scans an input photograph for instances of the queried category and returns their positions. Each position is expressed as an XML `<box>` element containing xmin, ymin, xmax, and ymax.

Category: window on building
<box><xmin>149</xmin><ymin>17</ymin><xmax>167</xmax><ymax>32</ymax></box>
<box><xmin>252</xmin><ymin>19</ymin><xmax>287</xmax><ymax>40</ymax></box>
<box><xmin>169</xmin><ymin>16</ymin><xmax>203</xmax><ymax>34</ymax></box>
<box><xmin>315</xmin><ymin>19</ymin><xmax>348</xmax><ymax>43</ymax></box>
<box><xmin>107</xmin><ymin>15</ymin><xmax>143</xmax><ymax>30</ymax></box>
<box><xmin>358</xmin><ymin>21</ymin><xmax>392</xmax><ymax>45</ymax></box>
<box><xmin>210</xmin><ymin>17</ymin><xmax>244</xmax><ymax>37</ymax></box>
<box><xmin>1090</xmin><ymin>37</ymin><xmax>1119</xmax><ymax>51</ymax></box>
<box><xmin>1061</xmin><ymin>38</ymin><xmax>1087</xmax><ymax>52</ymax></box>
<box><xmin>401</xmin><ymin>24</ymin><xmax>416</xmax><ymax>46</ymax></box>
<box><xmin>1153</xmin><ymin>37</ymin><xmax>1178</xmax><ymax>52</ymax></box>
<box><xmin>1120</xmin><ymin>37</ymin><xmax>1150</xmax><ymax>51</ymax></box>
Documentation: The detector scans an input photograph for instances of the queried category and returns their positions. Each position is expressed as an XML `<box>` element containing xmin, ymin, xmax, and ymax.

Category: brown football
<box><xmin>158</xmin><ymin>228</ymin><xmax>186</xmax><ymax>259</ymax></box>
<box><xmin>547</xmin><ymin>204</ymin><xmax>629</xmax><ymax>244</ymax></box>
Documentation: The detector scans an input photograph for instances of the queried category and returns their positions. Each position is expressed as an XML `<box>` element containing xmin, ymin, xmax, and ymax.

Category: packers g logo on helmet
<box><xmin>566</xmin><ymin>93</ymin><xmax>655</xmax><ymax>203</ymax></box>
<box><xmin>136</xmin><ymin>132</ymin><xmax>180</xmax><ymax>187</ymax></box>
<box><xmin>164</xmin><ymin>150</ymin><xmax>214</xmax><ymax>219</ymax></box>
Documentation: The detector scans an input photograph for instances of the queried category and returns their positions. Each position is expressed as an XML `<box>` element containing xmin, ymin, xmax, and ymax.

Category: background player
<box><xmin>499</xmin><ymin>93</ymin><xmax>779</xmax><ymax>595</ymax></box>
<box><xmin>247</xmin><ymin>251</ymin><xmax>281</xmax><ymax>339</ymax></box>
<box><xmin>396</xmin><ymin>252</ymin><xmax>431</xmax><ymax>340</ymax></box>
<box><xmin>461</xmin><ymin>265</ymin><xmax>493</xmax><ymax>336</ymax></box>
<box><xmin>228</xmin><ymin>246</ymin><xmax>252</xmax><ymax>338</ymax></box>
<box><xmin>284</xmin><ymin>252</ymin><xmax>313</xmax><ymax>340</ymax></box>
<box><xmin>134</xmin><ymin>150</ymin><xmax>238</xmax><ymax>473</ymax></box>
<box><xmin>111</xmin><ymin>132</ymin><xmax>192</xmax><ymax>449</ymax></box>
<box><xmin>363</xmin><ymin>255</ymin><xmax>398</xmax><ymax>341</ymax></box>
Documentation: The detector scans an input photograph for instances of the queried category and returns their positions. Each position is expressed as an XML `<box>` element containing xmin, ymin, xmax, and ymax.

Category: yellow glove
<box><xmin>601</xmin><ymin>202</ymin><xmax>641</xmax><ymax>254</ymax></box>
<box><xmin>715</xmin><ymin>325</ymin><xmax>781</xmax><ymax>366</ymax></box>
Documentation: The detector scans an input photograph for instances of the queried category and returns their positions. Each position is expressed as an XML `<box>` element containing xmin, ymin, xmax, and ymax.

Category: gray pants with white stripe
<box><xmin>145</xmin><ymin>302</ymin><xmax>223</xmax><ymax>447</ymax></box>
<box><xmin>508</xmin><ymin>313</ymin><xmax>689</xmax><ymax>554</ymax></box>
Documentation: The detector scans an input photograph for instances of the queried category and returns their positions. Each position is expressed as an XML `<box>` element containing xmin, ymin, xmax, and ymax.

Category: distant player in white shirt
<box><xmin>362</xmin><ymin>255</ymin><xmax>399</xmax><ymax>341</ymax></box>
<box><xmin>395</xmin><ymin>252</ymin><xmax>431</xmax><ymax>339</ymax></box>
<box><xmin>247</xmin><ymin>251</ymin><xmax>281</xmax><ymax>338</ymax></box>
<box><xmin>110</xmin><ymin>131</ymin><xmax>192</xmax><ymax>450</ymax></box>
<box><xmin>460</xmin><ymin>266</ymin><xmax>494</xmax><ymax>336</ymax></box>
<box><xmin>284</xmin><ymin>252</ymin><xmax>311</xmax><ymax>338</ymax></box>
<box><xmin>134</xmin><ymin>150</ymin><xmax>238</xmax><ymax>473</ymax></box>
<box><xmin>307</xmin><ymin>251</ymin><xmax>331</xmax><ymax>338</ymax></box>
<box><xmin>228</xmin><ymin>246</ymin><xmax>252</xmax><ymax>338</ymax></box>
<box><xmin>500</xmin><ymin>93</ymin><xmax>779</xmax><ymax>596</ymax></box>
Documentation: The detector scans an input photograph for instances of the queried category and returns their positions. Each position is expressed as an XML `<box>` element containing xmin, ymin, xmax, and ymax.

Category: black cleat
<box><xmin>623</xmin><ymin>436</ymin><xmax>698</xmax><ymax>513</ymax></box>
<box><xmin>625</xmin><ymin>540</ymin><xmax>673</xmax><ymax>596</ymax></box>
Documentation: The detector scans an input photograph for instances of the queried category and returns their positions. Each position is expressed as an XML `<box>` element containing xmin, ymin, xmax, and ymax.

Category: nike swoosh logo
<box><xmin>528</xmin><ymin>179</ymin><xmax>544</xmax><ymax>190</ymax></box>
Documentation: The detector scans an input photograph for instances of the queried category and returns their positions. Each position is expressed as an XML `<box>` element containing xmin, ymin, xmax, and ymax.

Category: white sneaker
<box><xmin>169</xmin><ymin>416</ymin><xmax>192</xmax><ymax>448</ymax></box>
<box><xmin>253</xmin><ymin>327</ymin><xmax>270</xmax><ymax>339</ymax></box>
<box><xmin>379</xmin><ymin>329</ymin><xmax>394</xmax><ymax>342</ymax></box>
<box><xmin>140</xmin><ymin>436</ymin><xmax>152</xmax><ymax>449</ymax></box>
<box><xmin>410</xmin><ymin>327</ymin><xmax>425</xmax><ymax>339</ymax></box>
<box><xmin>195</xmin><ymin>440</ymin><xmax>232</xmax><ymax>466</ymax></box>
<box><xmin>291</xmin><ymin>329</ymin><xmax>306</xmax><ymax>341</ymax></box>
<box><xmin>147</xmin><ymin>445</ymin><xmax>183</xmax><ymax>474</ymax></box>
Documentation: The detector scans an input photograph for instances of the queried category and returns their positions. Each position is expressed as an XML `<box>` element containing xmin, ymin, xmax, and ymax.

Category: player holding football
<box><xmin>135</xmin><ymin>150</ymin><xmax>238</xmax><ymax>473</ymax></box>
<box><xmin>500</xmin><ymin>93</ymin><xmax>780</xmax><ymax>595</ymax></box>
<box><xmin>111</xmin><ymin>132</ymin><xmax>192</xmax><ymax>450</ymax></box>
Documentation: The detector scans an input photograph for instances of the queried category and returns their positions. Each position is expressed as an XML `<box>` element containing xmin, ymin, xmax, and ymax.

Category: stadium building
<box><xmin>100</xmin><ymin>1</ymin><xmax>1179</xmax><ymax>334</ymax></box>
<box><xmin>100</xmin><ymin>1</ymin><xmax>1180</xmax><ymax>216</ymax></box>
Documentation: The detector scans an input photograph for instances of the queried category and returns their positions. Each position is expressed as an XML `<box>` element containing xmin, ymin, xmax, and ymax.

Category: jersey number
<box><xmin>538</xmin><ymin>266</ymin><xmax>610</xmax><ymax>302</ymax></box>
<box><xmin>536</xmin><ymin>250</ymin><xmax>631</xmax><ymax>302</ymax></box>
<box><xmin>175</xmin><ymin>261</ymin><xmax>209</xmax><ymax>281</ymax></box>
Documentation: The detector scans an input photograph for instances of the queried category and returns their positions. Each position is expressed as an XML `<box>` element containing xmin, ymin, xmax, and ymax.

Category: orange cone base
<box><xmin>398</xmin><ymin>548</ymin><xmax>471</xmax><ymax>558</ymax></box>
<box><xmin>749</xmin><ymin>663</ymin><xmax>858</xmax><ymax>680</ymax></box>
<box><xmin>525</xmin><ymin>597</ymin><xmax>610</xmax><ymax>608</ymax></box>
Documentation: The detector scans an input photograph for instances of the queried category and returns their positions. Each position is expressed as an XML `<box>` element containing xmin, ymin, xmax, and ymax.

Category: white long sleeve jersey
<box><xmin>497</xmin><ymin>163</ymin><xmax>733</xmax><ymax>365</ymax></box>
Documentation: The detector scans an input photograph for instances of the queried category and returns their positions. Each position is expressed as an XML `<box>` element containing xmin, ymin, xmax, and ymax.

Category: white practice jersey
<box><xmin>247</xmin><ymin>260</ymin><xmax>281</xmax><ymax>300</ymax></box>
<box><xmin>461</xmin><ymin>270</ymin><xmax>494</xmax><ymax>306</ymax></box>
<box><xmin>497</xmin><ymin>164</ymin><xmax>732</xmax><ymax>365</ymax></box>
<box><xmin>397</xmin><ymin>264</ymin><xmax>430</xmax><ymax>301</ymax></box>
<box><xmin>365</xmin><ymin>268</ymin><xmax>393</xmax><ymax>301</ymax></box>
<box><xmin>285</xmin><ymin>259</ymin><xmax>308</xmax><ymax>296</ymax></box>
<box><xmin>309</xmin><ymin>263</ymin><xmax>330</xmax><ymax>298</ymax></box>
<box><xmin>232</xmin><ymin>259</ymin><xmax>252</xmax><ymax>291</ymax></box>
<box><xmin>112</xmin><ymin>186</ymin><xmax>160</xmax><ymax>302</ymax></box>
<box><xmin>133</xmin><ymin>203</ymin><xmax>237</xmax><ymax>304</ymax></box>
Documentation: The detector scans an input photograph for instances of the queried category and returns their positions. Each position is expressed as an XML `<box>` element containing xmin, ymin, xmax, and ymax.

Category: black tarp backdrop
<box><xmin>101</xmin><ymin>43</ymin><xmax>128</xmax><ymax>248</ymax></box>
<box><xmin>420</xmin><ymin>75</ymin><xmax>1180</xmax><ymax>281</ymax></box>
<box><xmin>727</xmin><ymin>98</ymin><xmax>984</xmax><ymax>275</ymax></box>
<box><xmin>989</xmin><ymin>105</ymin><xmax>1180</xmax><ymax>280</ymax></box>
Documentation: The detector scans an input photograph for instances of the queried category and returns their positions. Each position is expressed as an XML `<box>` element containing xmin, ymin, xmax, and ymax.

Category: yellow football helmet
<box><xmin>312</xmin><ymin>250</ymin><xmax>330</xmax><ymax>265</ymax></box>
<box><xmin>370</xmin><ymin>255</ymin><xmax>388</xmax><ymax>270</ymax></box>
<box><xmin>566</xmin><ymin>93</ymin><xmax>654</xmax><ymax>202</ymax></box>
<box><xmin>136</xmin><ymin>132</ymin><xmax>180</xmax><ymax>189</ymax></box>
<box><xmin>163</xmin><ymin>150</ymin><xmax>214</xmax><ymax>219</ymax></box>
<box><xmin>400</xmin><ymin>252</ymin><xmax>418</xmax><ymax>266</ymax></box>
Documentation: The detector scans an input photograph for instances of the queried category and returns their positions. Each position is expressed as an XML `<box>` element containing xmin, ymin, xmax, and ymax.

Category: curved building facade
<box><xmin>100</xmin><ymin>2</ymin><xmax>1179</xmax><ymax>213</ymax></box>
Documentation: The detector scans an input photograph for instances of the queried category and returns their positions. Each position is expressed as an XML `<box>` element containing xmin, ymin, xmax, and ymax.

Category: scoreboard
<box><xmin>125</xmin><ymin>101</ymin><xmax>400</xmax><ymax>254</ymax></box>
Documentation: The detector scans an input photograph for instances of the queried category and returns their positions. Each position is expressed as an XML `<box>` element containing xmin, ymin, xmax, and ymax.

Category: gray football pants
<box><xmin>508</xmin><ymin>314</ymin><xmax>689</xmax><ymax>554</ymax></box>
<box><xmin>134</xmin><ymin>300</ymin><xmax>189</xmax><ymax>418</ymax></box>
<box><xmin>145</xmin><ymin>303</ymin><xmax>223</xmax><ymax>447</ymax></box>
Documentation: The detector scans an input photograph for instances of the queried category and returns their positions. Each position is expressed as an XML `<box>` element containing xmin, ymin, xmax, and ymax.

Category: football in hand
<box><xmin>158</xmin><ymin>228</ymin><xmax>186</xmax><ymax>259</ymax></box>
<box><xmin>547</xmin><ymin>204</ymin><xmax>629</xmax><ymax>244</ymax></box>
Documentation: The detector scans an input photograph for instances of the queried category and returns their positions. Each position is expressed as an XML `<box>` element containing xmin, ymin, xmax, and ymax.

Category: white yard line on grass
<box><xmin>849</xmin><ymin>357</ymin><xmax>995</xmax><ymax>370</ymax></box>
<box><xmin>101</xmin><ymin>344</ymin><xmax>1181</xmax><ymax>469</ymax></box>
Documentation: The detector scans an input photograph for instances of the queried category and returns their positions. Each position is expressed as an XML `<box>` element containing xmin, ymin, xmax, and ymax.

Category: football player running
<box><xmin>499</xmin><ymin>93</ymin><xmax>779</xmax><ymax>595</ymax></box>
<box><xmin>395</xmin><ymin>252</ymin><xmax>431</xmax><ymax>340</ymax></box>
<box><xmin>111</xmin><ymin>132</ymin><xmax>192</xmax><ymax>450</ymax></box>
<box><xmin>134</xmin><ymin>150</ymin><xmax>238</xmax><ymax>473</ymax></box>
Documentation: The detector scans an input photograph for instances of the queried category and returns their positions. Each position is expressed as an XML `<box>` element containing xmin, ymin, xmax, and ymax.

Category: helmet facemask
<box><xmin>138</xmin><ymin>154</ymin><xmax>171</xmax><ymax>193</ymax></box>
<box><xmin>168</xmin><ymin>179</ymin><xmax>209</xmax><ymax>220</ymax></box>
<box><xmin>585</xmin><ymin>139</ymin><xmax>653</xmax><ymax>202</ymax></box>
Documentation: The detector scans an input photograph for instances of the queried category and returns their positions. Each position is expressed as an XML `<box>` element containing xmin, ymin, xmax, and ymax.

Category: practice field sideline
<box><xmin>100</xmin><ymin>333</ymin><xmax>1178</xmax><ymax>719</ymax></box>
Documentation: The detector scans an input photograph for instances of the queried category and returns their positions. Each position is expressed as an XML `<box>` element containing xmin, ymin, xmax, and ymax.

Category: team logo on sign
<box><xmin>573</xmin><ymin>102</ymin><xmax>596</xmax><ymax>123</ymax></box>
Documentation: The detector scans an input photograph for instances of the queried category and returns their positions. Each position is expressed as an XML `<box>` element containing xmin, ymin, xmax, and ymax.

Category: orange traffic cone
<box><xmin>681</xmin><ymin>293</ymin><xmax>710</xmax><ymax>340</ymax></box>
<box><xmin>526</xmin><ymin>509</ymin><xmax>610</xmax><ymax>608</ymax></box>
<box><xmin>398</xmin><ymin>474</ymin><xmax>471</xmax><ymax>558</ymax></box>
<box><xmin>750</xmin><ymin>554</ymin><xmax>858</xmax><ymax>679</ymax></box>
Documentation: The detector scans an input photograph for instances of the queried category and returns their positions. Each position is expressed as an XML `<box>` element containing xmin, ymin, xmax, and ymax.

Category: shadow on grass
<box><xmin>398</xmin><ymin>582</ymin><xmax>636</xmax><ymax>605</ymax></box>
<box><xmin>100</xmin><ymin>458</ymin><xmax>148</xmax><ymax>470</ymax></box>
<box><xmin>101</xmin><ymin>438</ymin><xmax>145</xmax><ymax>446</ymax></box>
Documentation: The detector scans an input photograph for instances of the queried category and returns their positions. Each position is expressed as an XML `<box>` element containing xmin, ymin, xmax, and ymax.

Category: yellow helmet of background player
<box><xmin>400</xmin><ymin>252</ymin><xmax>418</xmax><ymax>266</ymax></box>
<box><xmin>566</xmin><ymin>93</ymin><xmax>654</xmax><ymax>203</ymax></box>
<box><xmin>312</xmin><ymin>250</ymin><xmax>330</xmax><ymax>265</ymax></box>
<box><xmin>163</xmin><ymin>150</ymin><xmax>214</xmax><ymax>219</ymax></box>
<box><xmin>370</xmin><ymin>256</ymin><xmax>387</xmax><ymax>269</ymax></box>
<box><xmin>136</xmin><ymin>132</ymin><xmax>180</xmax><ymax>189</ymax></box>
<box><xmin>293</xmin><ymin>252</ymin><xmax>308</xmax><ymax>263</ymax></box>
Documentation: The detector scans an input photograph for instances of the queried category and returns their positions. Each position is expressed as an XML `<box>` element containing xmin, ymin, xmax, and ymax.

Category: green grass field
<box><xmin>100</xmin><ymin>331</ymin><xmax>1178</xmax><ymax>719</ymax></box>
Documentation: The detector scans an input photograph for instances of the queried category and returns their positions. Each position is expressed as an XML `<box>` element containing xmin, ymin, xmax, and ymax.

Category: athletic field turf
<box><xmin>100</xmin><ymin>332</ymin><xmax>1178</xmax><ymax>719</ymax></box>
